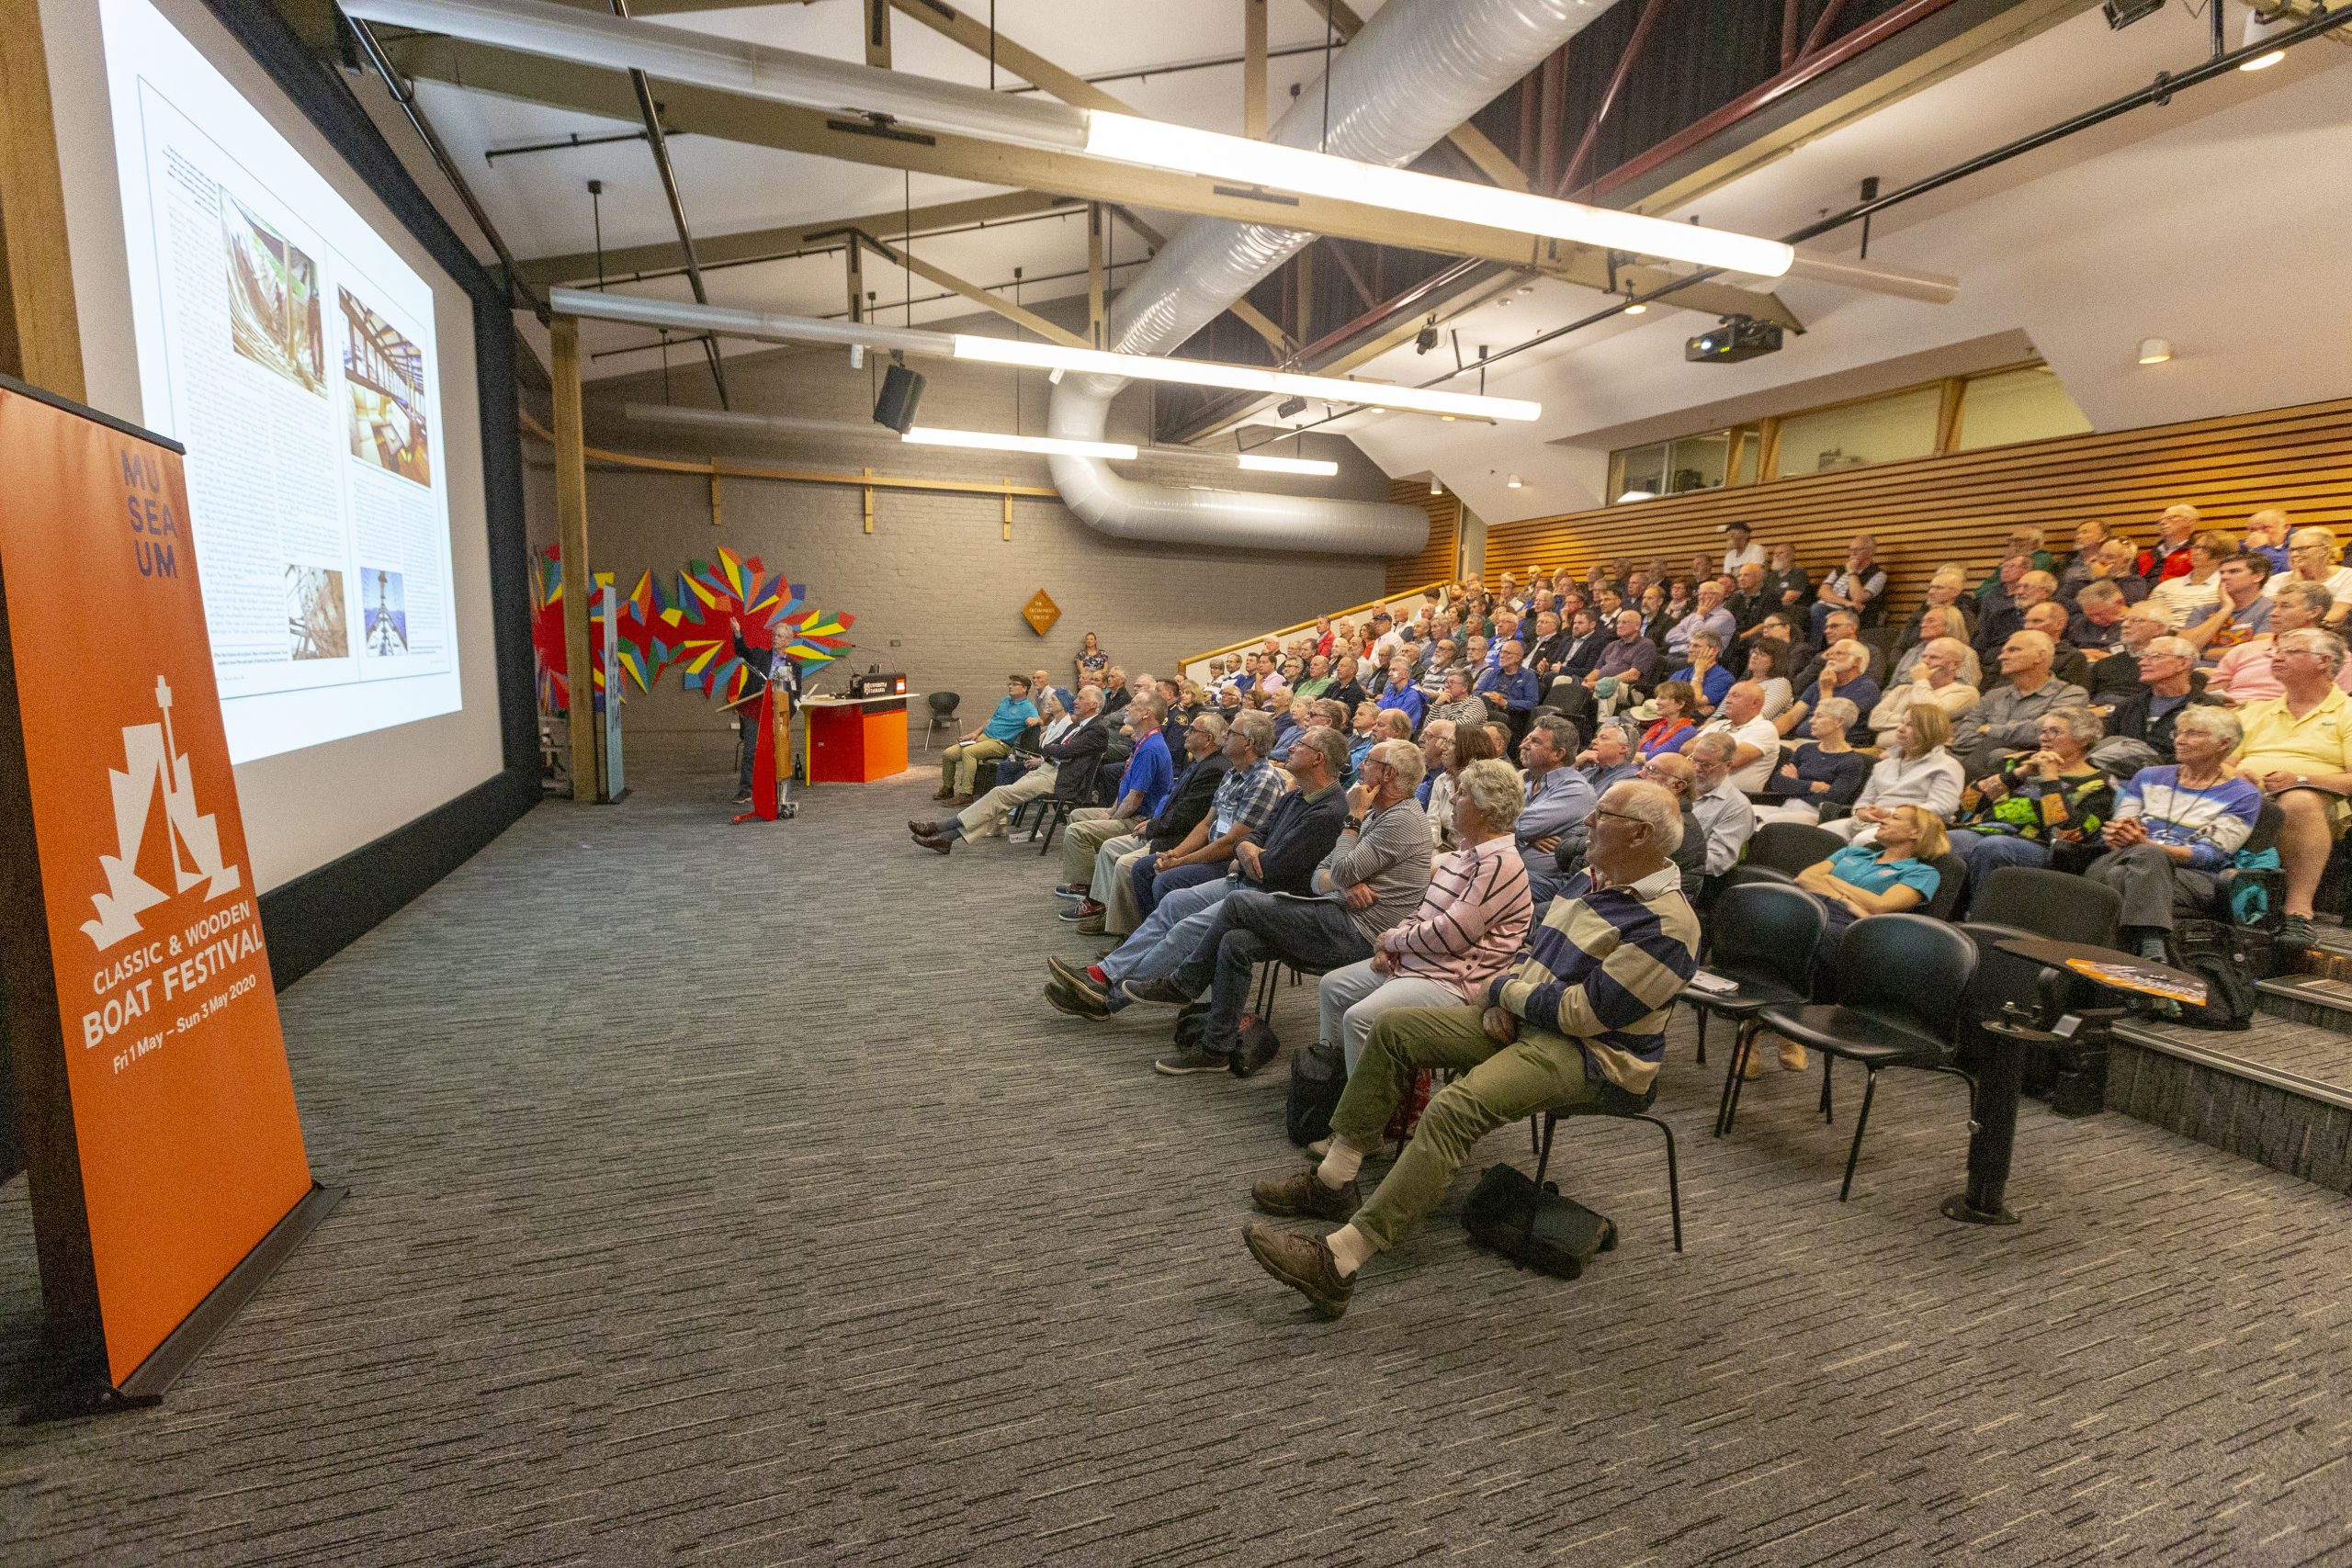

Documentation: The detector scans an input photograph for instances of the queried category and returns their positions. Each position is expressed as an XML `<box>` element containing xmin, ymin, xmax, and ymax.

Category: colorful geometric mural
<box><xmin>531</xmin><ymin>545</ymin><xmax>854</xmax><ymax>714</ymax></box>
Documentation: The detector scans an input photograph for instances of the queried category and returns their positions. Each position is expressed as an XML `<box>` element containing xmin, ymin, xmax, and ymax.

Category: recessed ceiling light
<box><xmin>1505</xmin><ymin>474</ymin><xmax>1524</xmax><ymax>490</ymax></box>
<box><xmin>2137</xmin><ymin>336</ymin><xmax>2173</xmax><ymax>366</ymax></box>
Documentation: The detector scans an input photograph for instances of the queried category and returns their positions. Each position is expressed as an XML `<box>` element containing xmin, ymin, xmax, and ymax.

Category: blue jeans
<box><xmin>1945</xmin><ymin>829</ymin><xmax>2050</xmax><ymax>914</ymax></box>
<box><xmin>1099</xmin><ymin>878</ymin><xmax>1238</xmax><ymax>1007</ymax></box>
<box><xmin>1134</xmin><ymin>858</ymin><xmax>1222</xmax><ymax>919</ymax></box>
<box><xmin>1160</xmin><ymin>891</ymin><xmax>1374</xmax><ymax>1054</ymax></box>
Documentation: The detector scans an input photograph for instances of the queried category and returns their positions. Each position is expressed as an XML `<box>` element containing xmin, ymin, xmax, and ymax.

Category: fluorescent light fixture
<box><xmin>1082</xmin><ymin>112</ymin><xmax>1797</xmax><ymax>278</ymax></box>
<box><xmin>904</xmin><ymin>426</ymin><xmax>1136</xmax><ymax>459</ymax></box>
<box><xmin>951</xmin><ymin>334</ymin><xmax>1541</xmax><ymax>422</ymax></box>
<box><xmin>2137</xmin><ymin>337</ymin><xmax>2173</xmax><ymax>366</ymax></box>
<box><xmin>1237</xmin><ymin>453</ymin><xmax>1340</xmax><ymax>477</ymax></box>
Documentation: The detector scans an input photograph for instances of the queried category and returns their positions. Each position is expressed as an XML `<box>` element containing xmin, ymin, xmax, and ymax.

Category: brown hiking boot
<box><xmin>1250</xmin><ymin>1168</ymin><xmax>1360</xmax><ymax>1222</ymax></box>
<box><xmin>1242</xmin><ymin>1221</ymin><xmax>1354</xmax><ymax>1319</ymax></box>
<box><xmin>933</xmin><ymin>787</ymin><xmax>955</xmax><ymax>801</ymax></box>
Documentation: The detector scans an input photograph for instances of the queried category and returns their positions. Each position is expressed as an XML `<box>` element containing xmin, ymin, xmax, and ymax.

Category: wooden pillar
<box><xmin>1086</xmin><ymin>204</ymin><xmax>1106</xmax><ymax>351</ymax></box>
<box><xmin>550</xmin><ymin>316</ymin><xmax>598</xmax><ymax>802</ymax></box>
<box><xmin>1242</xmin><ymin>0</ymin><xmax>1269</xmax><ymax>140</ymax></box>
<box><xmin>0</xmin><ymin>0</ymin><xmax>85</xmax><ymax>401</ymax></box>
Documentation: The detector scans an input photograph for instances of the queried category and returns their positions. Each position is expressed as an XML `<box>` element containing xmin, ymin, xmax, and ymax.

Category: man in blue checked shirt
<box><xmin>1474</xmin><ymin>637</ymin><xmax>1541</xmax><ymax>743</ymax></box>
<box><xmin>1511</xmin><ymin>715</ymin><xmax>1596</xmax><ymax>907</ymax></box>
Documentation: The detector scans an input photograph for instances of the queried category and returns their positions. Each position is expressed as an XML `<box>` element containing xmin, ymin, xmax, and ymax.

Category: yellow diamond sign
<box><xmin>1023</xmin><ymin>590</ymin><xmax>1061</xmax><ymax>637</ymax></box>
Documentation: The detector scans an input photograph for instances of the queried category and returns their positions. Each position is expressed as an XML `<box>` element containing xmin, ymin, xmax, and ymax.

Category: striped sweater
<box><xmin>1486</xmin><ymin>863</ymin><xmax>1702</xmax><ymax>1093</ymax></box>
<box><xmin>2112</xmin><ymin>766</ymin><xmax>2263</xmax><ymax>870</ymax></box>
<box><xmin>1372</xmin><ymin>834</ymin><xmax>1533</xmax><ymax>1001</ymax></box>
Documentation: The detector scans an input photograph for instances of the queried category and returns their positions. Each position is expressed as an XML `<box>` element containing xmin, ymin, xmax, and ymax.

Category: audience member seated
<box><xmin>1742</xmin><ymin>638</ymin><xmax>1795</xmax><ymax>719</ymax></box>
<box><xmin>2227</xmin><ymin>627</ymin><xmax>2352</xmax><ymax>949</ymax></box>
<box><xmin>1766</xmin><ymin>541</ymin><xmax>1811</xmax><ymax>608</ymax></box>
<box><xmin>1755</xmin><ymin>697</ymin><xmax>1870</xmax><ymax>825</ymax></box>
<box><xmin>1058</xmin><ymin>711</ymin><xmax>1226</xmax><ymax>933</ymax></box>
<box><xmin>2052</xmin><ymin>519</ymin><xmax>2113</xmax><ymax>596</ymax></box>
<box><xmin>1634</xmin><ymin>752</ymin><xmax>1710</xmax><ymax>902</ymax></box>
<box><xmin>1116</xmin><ymin>711</ymin><xmax>1283</xmax><ymax>930</ymax></box>
<box><xmin>2149</xmin><ymin>530</ymin><xmax>2233</xmax><ymax>627</ymax></box>
<box><xmin>1685</xmin><ymin>729</ymin><xmax>1759</xmax><ymax>877</ymax></box>
<box><xmin>1239</xmin><ymin>780</ymin><xmax>1696</xmax><ymax>1321</ymax></box>
<box><xmin>1426</xmin><ymin>668</ymin><xmax>1487</xmax><ymax>732</ymax></box>
<box><xmin>2241</xmin><ymin>508</ymin><xmax>2291</xmax><ymax>574</ymax></box>
<box><xmin>1328</xmin><ymin>656</ymin><xmax>1369</xmax><ymax>715</ymax></box>
<box><xmin>2181</xmin><ymin>550</ymin><xmax>2274</xmax><ymax>660</ymax></box>
<box><xmin>1977</xmin><ymin>570</ymin><xmax>2061</xmax><ymax>660</ymax></box>
<box><xmin>1046</xmin><ymin>722</ymin><xmax>1344</xmax><ymax>1021</ymax></box>
<box><xmin>2067</xmin><ymin>580</ymin><xmax>2133</xmax><ymax>651</ymax></box>
<box><xmin>1785</xmin><ymin>806</ymin><xmax>1949</xmax><ymax>1045</ymax></box>
<box><xmin>1871</xmin><ymin>635</ymin><xmax>1980</xmax><ymax>741</ymax></box>
<box><xmin>2105</xmin><ymin>636</ymin><xmax>2222</xmax><ymax>763</ymax></box>
<box><xmin>2018</xmin><ymin>601</ymin><xmax>2092</xmax><ymax>689</ymax></box>
<box><xmin>2088</xmin><ymin>603</ymin><xmax>2173</xmax><ymax>705</ymax></box>
<box><xmin>1294</xmin><ymin>653</ymin><xmax>1334</xmax><ymax>699</ymax></box>
<box><xmin>1726</xmin><ymin>561</ymin><xmax>1777</xmax><ymax>634</ymax></box>
<box><xmin>1513</xmin><ymin>716</ymin><xmax>1594</xmax><ymax>909</ymax></box>
<box><xmin>1573</xmin><ymin>725</ymin><xmax>1638</xmax><ymax>795</ymax></box>
<box><xmin>937</xmin><ymin>673</ymin><xmax>1042</xmax><ymax>804</ymax></box>
<box><xmin>1584</xmin><ymin>609</ymin><xmax>1660</xmax><ymax>716</ymax></box>
<box><xmin>1375</xmin><ymin>660</ymin><xmax>1427</xmax><ymax>729</ymax></box>
<box><xmin>1952</xmin><ymin>631</ymin><xmax>2089</xmax><ymax>778</ymax></box>
<box><xmin>2086</xmin><ymin>707</ymin><xmax>2261</xmax><ymax>973</ymax></box>
<box><xmin>1424</xmin><ymin>722</ymin><xmax>1503</xmax><ymax>850</ymax></box>
<box><xmin>1822</xmin><ymin>705</ymin><xmax>1965</xmax><ymax>843</ymax></box>
<box><xmin>2211</xmin><ymin>582</ymin><xmax>2352</xmax><ymax>704</ymax></box>
<box><xmin>1669</xmin><ymin>629</ymin><xmax>1734</xmax><ymax>716</ymax></box>
<box><xmin>1664</xmin><ymin>580</ymin><xmax>1736</xmax><ymax>662</ymax></box>
<box><xmin>1414</xmin><ymin>638</ymin><xmax>1463</xmax><ymax>698</ymax></box>
<box><xmin>1637</xmin><ymin>682</ymin><xmax>1699</xmax><ymax>761</ymax></box>
<box><xmin>2138</xmin><ymin>503</ymin><xmax>2201</xmax><ymax>581</ymax></box>
<box><xmin>1945</xmin><ymin>706</ymin><xmax>2114</xmax><ymax>897</ymax></box>
<box><xmin>912</xmin><ymin>685</ymin><xmax>1108</xmax><ymax>852</ymax></box>
<box><xmin>1127</xmin><ymin>739</ymin><xmax>1435</xmax><ymax>1076</ymax></box>
<box><xmin>1898</xmin><ymin>564</ymin><xmax>1977</xmax><ymax>650</ymax></box>
<box><xmin>2064</xmin><ymin>540</ymin><xmax>2151</xmax><ymax>608</ymax></box>
<box><xmin>1475</xmin><ymin>638</ymin><xmax>1541</xmax><ymax>738</ymax></box>
<box><xmin>2266</xmin><ymin>526</ymin><xmax>2352</xmax><ymax>628</ymax></box>
<box><xmin>1687</xmin><ymin>679</ymin><xmax>1781</xmax><ymax>794</ymax></box>
<box><xmin>1812</xmin><ymin>535</ymin><xmax>1888</xmax><ymax>638</ymax></box>
<box><xmin>1777</xmin><ymin>638</ymin><xmax>1881</xmax><ymax>738</ymax></box>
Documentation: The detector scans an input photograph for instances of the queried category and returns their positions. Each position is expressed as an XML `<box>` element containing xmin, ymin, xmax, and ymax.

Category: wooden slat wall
<box><xmin>1385</xmin><ymin>481</ymin><xmax>1460</xmax><ymax>595</ymax></box>
<box><xmin>1482</xmin><ymin>397</ymin><xmax>2352</xmax><ymax>615</ymax></box>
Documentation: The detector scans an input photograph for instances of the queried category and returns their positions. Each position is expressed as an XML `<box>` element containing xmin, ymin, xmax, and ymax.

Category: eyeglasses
<box><xmin>1589</xmin><ymin>807</ymin><xmax>1647</xmax><ymax>829</ymax></box>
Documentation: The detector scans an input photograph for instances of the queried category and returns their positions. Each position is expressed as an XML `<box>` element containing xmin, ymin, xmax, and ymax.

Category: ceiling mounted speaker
<box><xmin>872</xmin><ymin>363</ymin><xmax>926</xmax><ymax>434</ymax></box>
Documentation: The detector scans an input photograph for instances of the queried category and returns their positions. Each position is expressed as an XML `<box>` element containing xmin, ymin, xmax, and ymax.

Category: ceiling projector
<box><xmin>1686</xmin><ymin>315</ymin><xmax>1783</xmax><ymax>364</ymax></box>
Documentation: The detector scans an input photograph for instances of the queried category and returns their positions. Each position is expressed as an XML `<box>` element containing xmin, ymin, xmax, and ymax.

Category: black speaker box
<box><xmin>873</xmin><ymin>364</ymin><xmax>926</xmax><ymax>434</ymax></box>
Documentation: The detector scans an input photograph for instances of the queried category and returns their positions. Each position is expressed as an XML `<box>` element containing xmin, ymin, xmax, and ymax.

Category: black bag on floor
<box><xmin>1284</xmin><ymin>1035</ymin><xmax>1344</xmax><ymax>1147</ymax></box>
<box><xmin>1173</xmin><ymin>1001</ymin><xmax>1211</xmax><ymax>1048</ymax></box>
<box><xmin>1460</xmin><ymin>1163</ymin><xmax>1616</xmax><ymax>1280</ymax></box>
<box><xmin>2173</xmin><ymin>918</ymin><xmax>2257</xmax><ymax>1032</ymax></box>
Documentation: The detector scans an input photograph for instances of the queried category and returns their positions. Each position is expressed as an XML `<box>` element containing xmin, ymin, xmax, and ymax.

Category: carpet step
<box><xmin>2109</xmin><ymin>1014</ymin><xmax>2352</xmax><ymax>1192</ymax></box>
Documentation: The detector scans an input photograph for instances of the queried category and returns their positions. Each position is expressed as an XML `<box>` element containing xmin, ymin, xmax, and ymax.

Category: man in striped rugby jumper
<box><xmin>1242</xmin><ymin>780</ymin><xmax>1701</xmax><ymax>1319</ymax></box>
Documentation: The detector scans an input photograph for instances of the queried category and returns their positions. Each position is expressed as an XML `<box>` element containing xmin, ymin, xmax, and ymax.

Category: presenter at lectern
<box><xmin>730</xmin><ymin>622</ymin><xmax>801</xmax><ymax>805</ymax></box>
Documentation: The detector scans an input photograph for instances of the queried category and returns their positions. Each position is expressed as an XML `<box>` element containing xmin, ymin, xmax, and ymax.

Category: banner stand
<box><xmin>0</xmin><ymin>376</ymin><xmax>339</xmax><ymax>1420</ymax></box>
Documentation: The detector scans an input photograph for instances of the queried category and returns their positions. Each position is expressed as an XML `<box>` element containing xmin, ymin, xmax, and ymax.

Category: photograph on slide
<box><xmin>340</xmin><ymin>287</ymin><xmax>432</xmax><ymax>486</ymax></box>
<box><xmin>285</xmin><ymin>565</ymin><xmax>347</xmax><ymax>660</ymax></box>
<box><xmin>221</xmin><ymin>193</ymin><xmax>325</xmax><ymax>396</ymax></box>
<box><xmin>363</xmin><ymin>568</ymin><xmax>409</xmax><ymax>657</ymax></box>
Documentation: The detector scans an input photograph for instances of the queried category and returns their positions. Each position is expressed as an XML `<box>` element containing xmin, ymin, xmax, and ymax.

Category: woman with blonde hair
<box><xmin>1823</xmin><ymin>703</ymin><xmax>1965</xmax><ymax>843</ymax></box>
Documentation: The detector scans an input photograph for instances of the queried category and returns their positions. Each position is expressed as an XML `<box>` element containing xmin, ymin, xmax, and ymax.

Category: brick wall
<box><xmin>530</xmin><ymin>310</ymin><xmax>1389</xmax><ymax>763</ymax></box>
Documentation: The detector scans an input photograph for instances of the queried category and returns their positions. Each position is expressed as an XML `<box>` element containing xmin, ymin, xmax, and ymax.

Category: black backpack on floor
<box><xmin>1460</xmin><ymin>1163</ymin><xmax>1616</xmax><ymax>1280</ymax></box>
<box><xmin>2172</xmin><ymin>919</ymin><xmax>2258</xmax><ymax>1032</ymax></box>
<box><xmin>1284</xmin><ymin>1036</ymin><xmax>1345</xmax><ymax>1147</ymax></box>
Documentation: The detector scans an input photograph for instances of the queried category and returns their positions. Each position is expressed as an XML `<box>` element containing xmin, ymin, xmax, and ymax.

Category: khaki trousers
<box><xmin>939</xmin><ymin>736</ymin><xmax>1012</xmax><ymax>795</ymax></box>
<box><xmin>1060</xmin><ymin>808</ymin><xmax>1141</xmax><ymax>885</ymax></box>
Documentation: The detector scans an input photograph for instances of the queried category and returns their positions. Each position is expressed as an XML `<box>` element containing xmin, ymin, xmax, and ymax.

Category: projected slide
<box><xmin>101</xmin><ymin>0</ymin><xmax>461</xmax><ymax>764</ymax></box>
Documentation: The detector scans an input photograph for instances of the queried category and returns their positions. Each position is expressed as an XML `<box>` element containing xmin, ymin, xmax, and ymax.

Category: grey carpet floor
<box><xmin>6</xmin><ymin>757</ymin><xmax>2352</xmax><ymax>1566</ymax></box>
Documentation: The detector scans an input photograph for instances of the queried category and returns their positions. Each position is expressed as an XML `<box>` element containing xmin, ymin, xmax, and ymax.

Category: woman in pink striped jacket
<box><xmin>1315</xmin><ymin>758</ymin><xmax>1534</xmax><ymax>1076</ymax></box>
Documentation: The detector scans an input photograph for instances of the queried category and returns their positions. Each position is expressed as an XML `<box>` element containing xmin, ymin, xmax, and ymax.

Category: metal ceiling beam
<box><xmin>847</xmin><ymin>228</ymin><xmax>1089</xmax><ymax>347</ymax></box>
<box><xmin>386</xmin><ymin>36</ymin><xmax>1806</xmax><ymax>314</ymax></box>
<box><xmin>1293</xmin><ymin>0</ymin><xmax>1531</xmax><ymax>191</ymax></box>
<box><xmin>886</xmin><ymin>0</ymin><xmax>1130</xmax><ymax>114</ymax></box>
<box><xmin>609</xmin><ymin>0</ymin><xmax>726</xmax><ymax>405</ymax></box>
<box><xmin>514</xmin><ymin>189</ymin><xmax>1076</xmax><ymax>285</ymax></box>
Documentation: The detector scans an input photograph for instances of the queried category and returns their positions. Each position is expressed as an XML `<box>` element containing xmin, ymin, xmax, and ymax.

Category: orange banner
<box><xmin>0</xmin><ymin>385</ymin><xmax>312</xmax><ymax>1385</ymax></box>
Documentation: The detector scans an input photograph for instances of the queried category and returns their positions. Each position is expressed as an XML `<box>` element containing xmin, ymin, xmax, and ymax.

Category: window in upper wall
<box><xmin>1771</xmin><ymin>385</ymin><xmax>1943</xmax><ymax>478</ymax></box>
<box><xmin>1955</xmin><ymin>363</ymin><xmax>2093</xmax><ymax>450</ymax></box>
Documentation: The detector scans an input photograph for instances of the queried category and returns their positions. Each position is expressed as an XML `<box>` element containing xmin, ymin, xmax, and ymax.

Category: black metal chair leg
<box><xmin>1693</xmin><ymin>1004</ymin><xmax>1709</xmax><ymax>1066</ymax></box>
<box><xmin>1520</xmin><ymin>1114</ymin><xmax>1559</xmax><ymax>1262</ymax></box>
<box><xmin>1714</xmin><ymin>1022</ymin><xmax>1751</xmax><ymax>1137</ymax></box>
<box><xmin>1820</xmin><ymin>1054</ymin><xmax>1834</xmax><ymax>1122</ymax></box>
<box><xmin>1839</xmin><ymin>1067</ymin><xmax>1882</xmax><ymax>1201</ymax></box>
<box><xmin>1636</xmin><ymin>1113</ymin><xmax>1683</xmax><ymax>1253</ymax></box>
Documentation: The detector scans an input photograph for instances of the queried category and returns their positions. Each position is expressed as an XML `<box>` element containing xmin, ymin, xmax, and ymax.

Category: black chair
<box><xmin>1920</xmin><ymin>851</ymin><xmax>1969</xmax><ymax>921</ymax></box>
<box><xmin>1677</xmin><ymin>880</ymin><xmax>1825</xmax><ymax>1080</ymax></box>
<box><xmin>1742</xmin><ymin>914</ymin><xmax>1982</xmax><ymax>1200</ymax></box>
<box><xmin>1523</xmin><ymin>1079</ymin><xmax>1684</xmax><ymax>1254</ymax></box>
<box><xmin>923</xmin><ymin>692</ymin><xmax>959</xmax><ymax>750</ymax></box>
<box><xmin>1746</xmin><ymin>821</ymin><xmax>1846</xmax><ymax>876</ymax></box>
<box><xmin>1027</xmin><ymin>753</ymin><xmax>1104</xmax><ymax>855</ymax></box>
<box><xmin>1963</xmin><ymin>865</ymin><xmax>2122</xmax><ymax>1113</ymax></box>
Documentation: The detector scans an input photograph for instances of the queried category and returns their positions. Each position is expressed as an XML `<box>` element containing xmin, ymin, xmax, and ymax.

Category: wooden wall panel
<box><xmin>1385</xmin><ymin>481</ymin><xmax>1460</xmax><ymax>596</ymax></box>
<box><xmin>1483</xmin><ymin>397</ymin><xmax>2352</xmax><ymax>615</ymax></box>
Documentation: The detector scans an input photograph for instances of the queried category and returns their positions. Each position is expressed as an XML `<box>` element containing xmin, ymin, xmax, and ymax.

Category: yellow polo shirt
<box><xmin>2233</xmin><ymin>685</ymin><xmax>2352</xmax><ymax>780</ymax></box>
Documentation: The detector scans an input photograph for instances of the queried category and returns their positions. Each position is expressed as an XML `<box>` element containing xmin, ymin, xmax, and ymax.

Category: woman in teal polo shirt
<box><xmin>1763</xmin><ymin>805</ymin><xmax>1947</xmax><ymax>1074</ymax></box>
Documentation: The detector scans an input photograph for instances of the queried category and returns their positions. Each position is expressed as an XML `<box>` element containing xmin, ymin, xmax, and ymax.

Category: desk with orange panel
<box><xmin>801</xmin><ymin>694</ymin><xmax>913</xmax><ymax>783</ymax></box>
